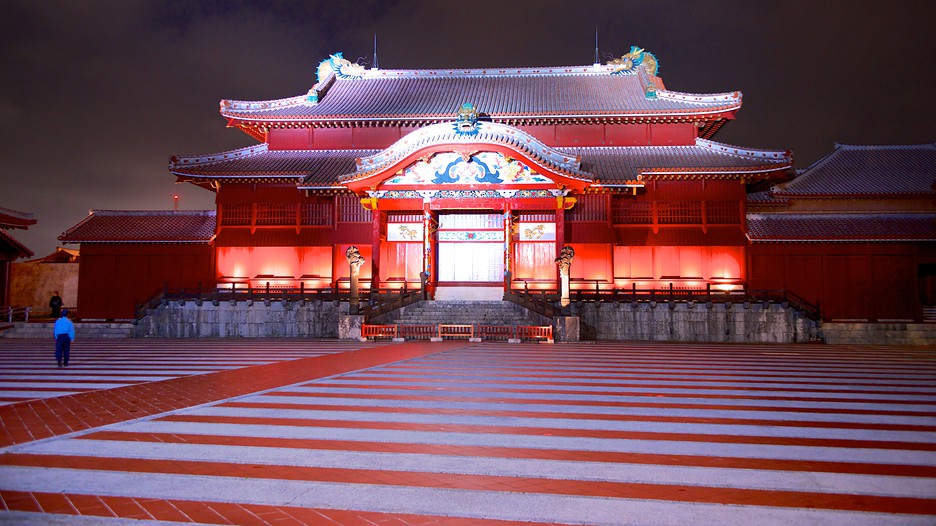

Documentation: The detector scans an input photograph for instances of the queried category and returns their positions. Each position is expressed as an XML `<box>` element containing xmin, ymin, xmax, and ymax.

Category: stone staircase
<box><xmin>0</xmin><ymin>321</ymin><xmax>135</xmax><ymax>339</ymax></box>
<box><xmin>371</xmin><ymin>300</ymin><xmax>550</xmax><ymax>327</ymax></box>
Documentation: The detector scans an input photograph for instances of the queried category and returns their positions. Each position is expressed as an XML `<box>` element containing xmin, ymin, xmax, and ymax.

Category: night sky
<box><xmin>2</xmin><ymin>0</ymin><xmax>934</xmax><ymax>257</ymax></box>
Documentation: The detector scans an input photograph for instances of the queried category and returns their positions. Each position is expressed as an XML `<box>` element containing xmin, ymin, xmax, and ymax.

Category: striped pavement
<box><xmin>0</xmin><ymin>340</ymin><xmax>934</xmax><ymax>524</ymax></box>
<box><xmin>0</xmin><ymin>339</ymin><xmax>385</xmax><ymax>405</ymax></box>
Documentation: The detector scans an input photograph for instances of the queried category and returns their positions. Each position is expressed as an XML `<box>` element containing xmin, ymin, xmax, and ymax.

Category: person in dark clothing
<box><xmin>53</xmin><ymin>309</ymin><xmax>75</xmax><ymax>367</ymax></box>
<box><xmin>49</xmin><ymin>291</ymin><xmax>63</xmax><ymax>319</ymax></box>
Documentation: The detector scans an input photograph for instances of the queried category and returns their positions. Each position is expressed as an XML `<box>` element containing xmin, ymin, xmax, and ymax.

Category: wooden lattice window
<box><xmin>657</xmin><ymin>201</ymin><xmax>702</xmax><ymax>224</ymax></box>
<box><xmin>337</xmin><ymin>194</ymin><xmax>370</xmax><ymax>223</ymax></box>
<box><xmin>517</xmin><ymin>211</ymin><xmax>555</xmax><ymax>222</ymax></box>
<box><xmin>300</xmin><ymin>202</ymin><xmax>334</xmax><ymax>226</ymax></box>
<box><xmin>220</xmin><ymin>204</ymin><xmax>251</xmax><ymax>226</ymax></box>
<box><xmin>612</xmin><ymin>200</ymin><xmax>652</xmax><ymax>224</ymax></box>
<box><xmin>705</xmin><ymin>200</ymin><xmax>740</xmax><ymax>224</ymax></box>
<box><xmin>388</xmin><ymin>212</ymin><xmax>423</xmax><ymax>223</ymax></box>
<box><xmin>256</xmin><ymin>203</ymin><xmax>296</xmax><ymax>226</ymax></box>
<box><xmin>565</xmin><ymin>194</ymin><xmax>607</xmax><ymax>222</ymax></box>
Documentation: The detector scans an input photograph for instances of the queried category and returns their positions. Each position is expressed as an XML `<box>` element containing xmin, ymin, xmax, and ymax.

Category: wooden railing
<box><xmin>135</xmin><ymin>283</ymin><xmax>353</xmax><ymax>321</ymax></box>
<box><xmin>517</xmin><ymin>325</ymin><xmax>553</xmax><ymax>341</ymax></box>
<box><xmin>398</xmin><ymin>324</ymin><xmax>435</xmax><ymax>340</ymax></box>
<box><xmin>361</xmin><ymin>286</ymin><xmax>423</xmax><ymax>319</ymax></box>
<box><xmin>438</xmin><ymin>324</ymin><xmax>474</xmax><ymax>339</ymax></box>
<box><xmin>361</xmin><ymin>323</ymin><xmax>553</xmax><ymax>342</ymax></box>
<box><xmin>1</xmin><ymin>306</ymin><xmax>31</xmax><ymax>323</ymax></box>
<box><xmin>135</xmin><ymin>281</ymin><xmax>426</xmax><ymax>323</ymax></box>
<box><xmin>361</xmin><ymin>324</ymin><xmax>397</xmax><ymax>340</ymax></box>
<box><xmin>505</xmin><ymin>281</ymin><xmax>821</xmax><ymax>320</ymax></box>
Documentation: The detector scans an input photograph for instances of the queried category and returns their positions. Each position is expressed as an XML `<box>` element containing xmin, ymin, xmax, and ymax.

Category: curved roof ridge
<box><xmin>221</xmin><ymin>95</ymin><xmax>309</xmax><ymax>113</ymax></box>
<box><xmin>170</xmin><ymin>144</ymin><xmax>269</xmax><ymax>169</ymax></box>
<box><xmin>89</xmin><ymin>210</ymin><xmax>216</xmax><ymax>216</ymax></box>
<box><xmin>363</xmin><ymin>64</ymin><xmax>625</xmax><ymax>79</ymax></box>
<box><xmin>833</xmin><ymin>142</ymin><xmax>936</xmax><ymax>150</ymax></box>
<box><xmin>657</xmin><ymin>89</ymin><xmax>742</xmax><ymax>105</ymax></box>
<box><xmin>695</xmin><ymin>138</ymin><xmax>792</xmax><ymax>162</ymax></box>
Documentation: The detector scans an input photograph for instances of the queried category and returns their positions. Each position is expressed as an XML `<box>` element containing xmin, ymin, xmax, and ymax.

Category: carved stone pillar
<box><xmin>346</xmin><ymin>246</ymin><xmax>365</xmax><ymax>313</ymax></box>
<box><xmin>555</xmin><ymin>245</ymin><xmax>575</xmax><ymax>308</ymax></box>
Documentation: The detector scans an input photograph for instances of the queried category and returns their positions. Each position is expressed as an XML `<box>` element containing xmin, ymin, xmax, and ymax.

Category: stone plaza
<box><xmin>0</xmin><ymin>338</ymin><xmax>934</xmax><ymax>525</ymax></box>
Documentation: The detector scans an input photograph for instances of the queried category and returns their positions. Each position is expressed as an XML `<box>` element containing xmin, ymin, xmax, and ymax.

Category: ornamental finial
<box><xmin>455</xmin><ymin>102</ymin><xmax>479</xmax><ymax>134</ymax></box>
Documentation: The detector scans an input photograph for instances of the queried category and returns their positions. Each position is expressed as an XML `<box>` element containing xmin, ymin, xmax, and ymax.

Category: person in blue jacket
<box><xmin>53</xmin><ymin>309</ymin><xmax>75</xmax><ymax>367</ymax></box>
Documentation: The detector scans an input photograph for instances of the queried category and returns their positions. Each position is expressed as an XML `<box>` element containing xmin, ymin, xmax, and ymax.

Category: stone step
<box><xmin>375</xmin><ymin>300</ymin><xmax>550</xmax><ymax>326</ymax></box>
<box><xmin>0</xmin><ymin>322</ymin><xmax>135</xmax><ymax>339</ymax></box>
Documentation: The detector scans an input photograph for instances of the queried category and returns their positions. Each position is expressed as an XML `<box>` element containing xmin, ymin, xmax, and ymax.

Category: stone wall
<box><xmin>573</xmin><ymin>301</ymin><xmax>817</xmax><ymax>343</ymax></box>
<box><xmin>134</xmin><ymin>298</ymin><xmax>343</xmax><ymax>338</ymax></box>
<box><xmin>820</xmin><ymin>322</ymin><xmax>936</xmax><ymax>346</ymax></box>
<box><xmin>9</xmin><ymin>262</ymin><xmax>79</xmax><ymax>315</ymax></box>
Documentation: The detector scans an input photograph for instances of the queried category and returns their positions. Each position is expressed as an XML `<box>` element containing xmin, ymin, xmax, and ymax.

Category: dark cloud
<box><xmin>2</xmin><ymin>0</ymin><xmax>933</xmax><ymax>257</ymax></box>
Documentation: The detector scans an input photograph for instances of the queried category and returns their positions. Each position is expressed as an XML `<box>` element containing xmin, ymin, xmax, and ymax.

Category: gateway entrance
<box><xmin>435</xmin><ymin>212</ymin><xmax>505</xmax><ymax>300</ymax></box>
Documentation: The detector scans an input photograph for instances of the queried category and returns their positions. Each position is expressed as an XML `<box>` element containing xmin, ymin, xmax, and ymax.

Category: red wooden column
<box><xmin>422</xmin><ymin>203</ymin><xmax>435</xmax><ymax>299</ymax></box>
<box><xmin>371</xmin><ymin>208</ymin><xmax>383</xmax><ymax>291</ymax></box>
<box><xmin>556</xmin><ymin>203</ymin><xmax>565</xmax><ymax>288</ymax></box>
<box><xmin>503</xmin><ymin>207</ymin><xmax>512</xmax><ymax>289</ymax></box>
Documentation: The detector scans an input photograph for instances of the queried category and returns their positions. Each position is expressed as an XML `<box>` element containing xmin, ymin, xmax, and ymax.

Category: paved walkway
<box><xmin>0</xmin><ymin>339</ymin><xmax>934</xmax><ymax>525</ymax></box>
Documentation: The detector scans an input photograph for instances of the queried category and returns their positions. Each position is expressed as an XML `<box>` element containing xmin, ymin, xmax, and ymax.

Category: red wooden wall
<box><xmin>747</xmin><ymin>243</ymin><xmax>927</xmax><ymax>322</ymax></box>
<box><xmin>76</xmin><ymin>244</ymin><xmax>214</xmax><ymax>319</ymax></box>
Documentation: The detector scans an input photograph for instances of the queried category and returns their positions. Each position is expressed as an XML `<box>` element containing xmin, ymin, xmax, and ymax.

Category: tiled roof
<box><xmin>570</xmin><ymin>139</ymin><xmax>790</xmax><ymax>183</ymax></box>
<box><xmin>220</xmin><ymin>65</ymin><xmax>741</xmax><ymax>123</ymax></box>
<box><xmin>59</xmin><ymin>210</ymin><xmax>216</xmax><ymax>244</ymax></box>
<box><xmin>170</xmin><ymin>145</ymin><xmax>374</xmax><ymax>186</ymax></box>
<box><xmin>0</xmin><ymin>228</ymin><xmax>33</xmax><ymax>258</ymax></box>
<box><xmin>0</xmin><ymin>207</ymin><xmax>37</xmax><ymax>229</ymax></box>
<box><xmin>746</xmin><ymin>213</ymin><xmax>936</xmax><ymax>242</ymax></box>
<box><xmin>746</xmin><ymin>191</ymin><xmax>789</xmax><ymax>206</ymax></box>
<box><xmin>173</xmin><ymin>137</ymin><xmax>790</xmax><ymax>188</ymax></box>
<box><xmin>774</xmin><ymin>144</ymin><xmax>936</xmax><ymax>197</ymax></box>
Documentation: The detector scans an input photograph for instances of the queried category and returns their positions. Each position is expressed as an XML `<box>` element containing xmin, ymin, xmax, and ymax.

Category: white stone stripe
<box><xmin>0</xmin><ymin>375</ymin><xmax>178</xmax><ymax>381</ymax></box>
<box><xmin>114</xmin><ymin>420</ymin><xmax>936</xmax><ymax>466</ymax></box>
<box><xmin>189</xmin><ymin>405</ymin><xmax>936</xmax><ymax>442</ymax></box>
<box><xmin>278</xmin><ymin>386</ymin><xmax>936</xmax><ymax>412</ymax></box>
<box><xmin>0</xmin><ymin>390</ymin><xmax>82</xmax><ymax>398</ymax></box>
<box><xmin>20</xmin><ymin>439</ymin><xmax>936</xmax><ymax>499</ymax></box>
<box><xmin>317</xmin><ymin>379</ymin><xmax>936</xmax><ymax>400</ymax></box>
<box><xmin>0</xmin><ymin>382</ymin><xmax>132</xmax><ymax>389</ymax></box>
<box><xmin>0</xmin><ymin>366</ymin><xmax>242</xmax><ymax>372</ymax></box>
<box><xmin>0</xmin><ymin>466</ymin><xmax>928</xmax><ymax>526</ymax></box>
<box><xmin>251</xmin><ymin>394</ymin><xmax>936</xmax><ymax>425</ymax></box>
<box><xmin>339</xmin><ymin>372</ymin><xmax>936</xmax><ymax>390</ymax></box>
<box><xmin>0</xmin><ymin>510</ymin><xmax>191</xmax><ymax>525</ymax></box>
<box><xmin>383</xmin><ymin>364</ymin><xmax>936</xmax><ymax>379</ymax></box>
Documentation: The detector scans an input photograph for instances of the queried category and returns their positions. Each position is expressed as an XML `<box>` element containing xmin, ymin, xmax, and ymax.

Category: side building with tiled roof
<box><xmin>746</xmin><ymin>144</ymin><xmax>936</xmax><ymax>322</ymax></box>
<box><xmin>1</xmin><ymin>207</ymin><xmax>37</xmax><ymax>308</ymax></box>
<box><xmin>62</xmin><ymin>48</ymin><xmax>801</xmax><ymax>321</ymax></box>
<box><xmin>58</xmin><ymin>211</ymin><xmax>215</xmax><ymax>318</ymax></box>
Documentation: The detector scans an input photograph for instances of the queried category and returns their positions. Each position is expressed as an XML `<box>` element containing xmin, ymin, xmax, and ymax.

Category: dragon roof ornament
<box><xmin>607</xmin><ymin>46</ymin><xmax>659</xmax><ymax>76</ymax></box>
<box><xmin>306</xmin><ymin>52</ymin><xmax>366</xmax><ymax>104</ymax></box>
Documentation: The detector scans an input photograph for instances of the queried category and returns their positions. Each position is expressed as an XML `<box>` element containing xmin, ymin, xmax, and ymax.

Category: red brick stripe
<box><xmin>4</xmin><ymin>453</ymin><xmax>934</xmax><ymax>515</ymax></box>
<box><xmin>155</xmin><ymin>413</ymin><xmax>936</xmax><ymax>451</ymax></box>
<box><xmin>76</xmin><ymin>431</ymin><xmax>936</xmax><ymax>478</ymax></box>
<box><xmin>0</xmin><ymin>489</ymin><xmax>555</xmax><ymax>525</ymax></box>
<box><xmin>0</xmin><ymin>341</ymin><xmax>465</xmax><ymax>448</ymax></box>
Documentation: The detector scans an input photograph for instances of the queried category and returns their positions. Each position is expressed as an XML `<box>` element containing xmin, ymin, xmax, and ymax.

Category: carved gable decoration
<box><xmin>383</xmin><ymin>152</ymin><xmax>551</xmax><ymax>186</ymax></box>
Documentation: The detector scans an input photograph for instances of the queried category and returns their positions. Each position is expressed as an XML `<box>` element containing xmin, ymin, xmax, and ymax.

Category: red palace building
<box><xmin>59</xmin><ymin>50</ymin><xmax>936</xmax><ymax>329</ymax></box>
